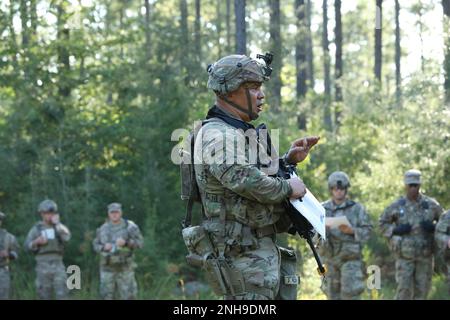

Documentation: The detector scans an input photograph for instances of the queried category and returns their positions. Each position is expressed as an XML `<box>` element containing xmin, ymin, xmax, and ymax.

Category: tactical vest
<box><xmin>0</xmin><ymin>229</ymin><xmax>9</xmax><ymax>267</ymax></box>
<box><xmin>99</xmin><ymin>220</ymin><xmax>133</xmax><ymax>267</ymax></box>
<box><xmin>321</xmin><ymin>200</ymin><xmax>363</xmax><ymax>262</ymax></box>
<box><xmin>34</xmin><ymin>223</ymin><xmax>64</xmax><ymax>257</ymax></box>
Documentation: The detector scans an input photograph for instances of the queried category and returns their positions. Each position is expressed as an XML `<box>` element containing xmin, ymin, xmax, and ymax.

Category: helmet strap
<box><xmin>220</xmin><ymin>88</ymin><xmax>258</xmax><ymax>121</ymax></box>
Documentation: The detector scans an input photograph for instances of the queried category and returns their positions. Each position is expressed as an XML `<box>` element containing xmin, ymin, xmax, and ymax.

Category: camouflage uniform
<box><xmin>319</xmin><ymin>172</ymin><xmax>373</xmax><ymax>300</ymax></box>
<box><xmin>435</xmin><ymin>210</ymin><xmax>450</xmax><ymax>295</ymax></box>
<box><xmin>24</xmin><ymin>200</ymin><xmax>71</xmax><ymax>300</ymax></box>
<box><xmin>0</xmin><ymin>212</ymin><xmax>19</xmax><ymax>300</ymax></box>
<box><xmin>191</xmin><ymin>55</ymin><xmax>296</xmax><ymax>300</ymax></box>
<box><xmin>379</xmin><ymin>171</ymin><xmax>442</xmax><ymax>300</ymax></box>
<box><xmin>93</xmin><ymin>205</ymin><xmax>144</xmax><ymax>300</ymax></box>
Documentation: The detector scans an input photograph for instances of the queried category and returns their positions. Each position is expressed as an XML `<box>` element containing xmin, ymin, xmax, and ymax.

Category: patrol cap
<box><xmin>38</xmin><ymin>199</ymin><xmax>58</xmax><ymax>213</ymax></box>
<box><xmin>0</xmin><ymin>212</ymin><xmax>5</xmax><ymax>220</ymax></box>
<box><xmin>404</xmin><ymin>169</ymin><xmax>421</xmax><ymax>185</ymax></box>
<box><xmin>107</xmin><ymin>203</ymin><xmax>122</xmax><ymax>213</ymax></box>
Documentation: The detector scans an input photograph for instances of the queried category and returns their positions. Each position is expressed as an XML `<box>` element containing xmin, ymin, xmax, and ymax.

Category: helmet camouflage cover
<box><xmin>38</xmin><ymin>199</ymin><xmax>58</xmax><ymax>213</ymax></box>
<box><xmin>328</xmin><ymin>171</ymin><xmax>351</xmax><ymax>188</ymax></box>
<box><xmin>207</xmin><ymin>54</ymin><xmax>270</xmax><ymax>95</ymax></box>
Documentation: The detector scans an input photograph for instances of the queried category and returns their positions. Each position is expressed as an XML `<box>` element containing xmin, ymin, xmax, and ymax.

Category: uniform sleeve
<box><xmin>92</xmin><ymin>227</ymin><xmax>104</xmax><ymax>253</ymax></box>
<box><xmin>435</xmin><ymin>214</ymin><xmax>450</xmax><ymax>251</ymax></box>
<box><xmin>432</xmin><ymin>200</ymin><xmax>443</xmax><ymax>222</ymax></box>
<box><xmin>379</xmin><ymin>203</ymin><xmax>397</xmax><ymax>238</ymax></box>
<box><xmin>354</xmin><ymin>204</ymin><xmax>373</xmax><ymax>243</ymax></box>
<box><xmin>55</xmin><ymin>223</ymin><xmax>71</xmax><ymax>242</ymax></box>
<box><xmin>127</xmin><ymin>222</ymin><xmax>144</xmax><ymax>249</ymax></box>
<box><xmin>201</xmin><ymin>128</ymin><xmax>292</xmax><ymax>204</ymax></box>
<box><xmin>24</xmin><ymin>226</ymin><xmax>39</xmax><ymax>252</ymax></box>
<box><xmin>7</xmin><ymin>234</ymin><xmax>19</xmax><ymax>260</ymax></box>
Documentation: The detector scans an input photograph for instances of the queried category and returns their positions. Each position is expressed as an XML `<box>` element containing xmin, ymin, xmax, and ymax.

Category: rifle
<box><xmin>277</xmin><ymin>159</ymin><xmax>327</xmax><ymax>276</ymax></box>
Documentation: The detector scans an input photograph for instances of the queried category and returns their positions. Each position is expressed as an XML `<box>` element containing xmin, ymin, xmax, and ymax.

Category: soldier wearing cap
<box><xmin>379</xmin><ymin>170</ymin><xmax>443</xmax><ymax>299</ymax></box>
<box><xmin>190</xmin><ymin>54</ymin><xmax>320</xmax><ymax>300</ymax></box>
<box><xmin>318</xmin><ymin>171</ymin><xmax>373</xmax><ymax>300</ymax></box>
<box><xmin>93</xmin><ymin>203</ymin><xmax>144</xmax><ymax>299</ymax></box>
<box><xmin>435</xmin><ymin>209</ymin><xmax>450</xmax><ymax>295</ymax></box>
<box><xmin>0</xmin><ymin>212</ymin><xmax>19</xmax><ymax>299</ymax></box>
<box><xmin>24</xmin><ymin>200</ymin><xmax>71</xmax><ymax>299</ymax></box>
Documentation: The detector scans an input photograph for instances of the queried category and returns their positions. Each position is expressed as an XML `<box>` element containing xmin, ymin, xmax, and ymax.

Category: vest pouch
<box><xmin>182</xmin><ymin>225</ymin><xmax>215</xmax><ymax>257</ymax></box>
<box><xmin>276</xmin><ymin>247</ymin><xmax>299</xmax><ymax>300</ymax></box>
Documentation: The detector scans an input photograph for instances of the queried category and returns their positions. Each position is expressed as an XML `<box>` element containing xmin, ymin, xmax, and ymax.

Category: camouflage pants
<box><xmin>100</xmin><ymin>265</ymin><xmax>138</xmax><ymax>300</ymax></box>
<box><xmin>446</xmin><ymin>261</ymin><xmax>450</xmax><ymax>296</ymax></box>
<box><xmin>225</xmin><ymin>237</ymin><xmax>280</xmax><ymax>300</ymax></box>
<box><xmin>324</xmin><ymin>260</ymin><xmax>365</xmax><ymax>300</ymax></box>
<box><xmin>0</xmin><ymin>267</ymin><xmax>10</xmax><ymax>299</ymax></box>
<box><xmin>35</xmin><ymin>259</ymin><xmax>68</xmax><ymax>300</ymax></box>
<box><xmin>394</xmin><ymin>257</ymin><xmax>432</xmax><ymax>300</ymax></box>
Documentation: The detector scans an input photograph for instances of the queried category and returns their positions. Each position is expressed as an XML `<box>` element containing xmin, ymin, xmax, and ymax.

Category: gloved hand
<box><xmin>420</xmin><ymin>220</ymin><xmax>435</xmax><ymax>233</ymax></box>
<box><xmin>392</xmin><ymin>223</ymin><xmax>412</xmax><ymax>236</ymax></box>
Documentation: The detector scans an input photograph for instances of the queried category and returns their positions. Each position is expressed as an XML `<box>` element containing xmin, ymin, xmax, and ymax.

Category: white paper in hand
<box><xmin>289</xmin><ymin>172</ymin><xmax>326</xmax><ymax>240</ymax></box>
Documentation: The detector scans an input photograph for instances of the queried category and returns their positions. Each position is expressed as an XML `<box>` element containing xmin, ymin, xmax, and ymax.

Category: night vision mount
<box><xmin>256</xmin><ymin>52</ymin><xmax>274</xmax><ymax>77</ymax></box>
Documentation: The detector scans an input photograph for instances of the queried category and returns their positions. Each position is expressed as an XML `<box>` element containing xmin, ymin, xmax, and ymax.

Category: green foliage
<box><xmin>0</xmin><ymin>0</ymin><xmax>448</xmax><ymax>299</ymax></box>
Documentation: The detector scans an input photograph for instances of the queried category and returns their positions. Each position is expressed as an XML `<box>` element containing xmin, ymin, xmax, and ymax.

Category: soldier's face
<box><xmin>41</xmin><ymin>212</ymin><xmax>55</xmax><ymax>224</ymax></box>
<box><xmin>108</xmin><ymin>210</ymin><xmax>122</xmax><ymax>223</ymax></box>
<box><xmin>406</xmin><ymin>184</ymin><xmax>420</xmax><ymax>199</ymax></box>
<box><xmin>331</xmin><ymin>187</ymin><xmax>347</xmax><ymax>202</ymax></box>
<box><xmin>228</xmin><ymin>82</ymin><xmax>265</xmax><ymax>121</ymax></box>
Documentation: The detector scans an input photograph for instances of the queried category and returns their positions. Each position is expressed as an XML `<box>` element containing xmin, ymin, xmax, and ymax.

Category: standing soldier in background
<box><xmin>435</xmin><ymin>210</ymin><xmax>450</xmax><ymax>295</ymax></box>
<box><xmin>319</xmin><ymin>172</ymin><xmax>373</xmax><ymax>300</ymax></box>
<box><xmin>379</xmin><ymin>169</ymin><xmax>442</xmax><ymax>300</ymax></box>
<box><xmin>93</xmin><ymin>203</ymin><xmax>144</xmax><ymax>300</ymax></box>
<box><xmin>24</xmin><ymin>200</ymin><xmax>71</xmax><ymax>300</ymax></box>
<box><xmin>0</xmin><ymin>212</ymin><xmax>19</xmax><ymax>299</ymax></box>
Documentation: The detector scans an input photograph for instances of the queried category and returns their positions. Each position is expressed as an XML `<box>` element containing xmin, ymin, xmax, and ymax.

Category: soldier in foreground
<box><xmin>435</xmin><ymin>209</ymin><xmax>450</xmax><ymax>295</ymax></box>
<box><xmin>24</xmin><ymin>200</ymin><xmax>71</xmax><ymax>299</ymax></box>
<box><xmin>93</xmin><ymin>203</ymin><xmax>144</xmax><ymax>299</ymax></box>
<box><xmin>379</xmin><ymin>170</ymin><xmax>442</xmax><ymax>299</ymax></box>
<box><xmin>319</xmin><ymin>172</ymin><xmax>373</xmax><ymax>300</ymax></box>
<box><xmin>183</xmin><ymin>54</ymin><xmax>319</xmax><ymax>300</ymax></box>
<box><xmin>0</xmin><ymin>212</ymin><xmax>19</xmax><ymax>299</ymax></box>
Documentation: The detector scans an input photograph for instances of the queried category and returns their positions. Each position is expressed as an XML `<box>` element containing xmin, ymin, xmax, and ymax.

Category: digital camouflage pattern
<box><xmin>0</xmin><ymin>226</ymin><xmax>19</xmax><ymax>300</ymax></box>
<box><xmin>24</xmin><ymin>221</ymin><xmax>71</xmax><ymax>299</ymax></box>
<box><xmin>93</xmin><ymin>219</ymin><xmax>144</xmax><ymax>299</ymax></box>
<box><xmin>435</xmin><ymin>210</ymin><xmax>450</xmax><ymax>294</ymax></box>
<box><xmin>379</xmin><ymin>194</ymin><xmax>443</xmax><ymax>299</ymax></box>
<box><xmin>319</xmin><ymin>199</ymin><xmax>373</xmax><ymax>300</ymax></box>
<box><xmin>193</xmin><ymin>117</ymin><xmax>294</xmax><ymax>300</ymax></box>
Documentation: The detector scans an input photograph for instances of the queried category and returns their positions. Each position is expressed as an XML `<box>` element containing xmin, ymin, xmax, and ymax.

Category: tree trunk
<box><xmin>30</xmin><ymin>0</ymin><xmax>38</xmax><ymax>36</ymax></box>
<box><xmin>19</xmin><ymin>0</ymin><xmax>29</xmax><ymax>48</ymax></box>
<box><xmin>306</xmin><ymin>0</ymin><xmax>315</xmax><ymax>89</ymax></box>
<box><xmin>395</xmin><ymin>0</ymin><xmax>401</xmax><ymax>107</ymax></box>
<box><xmin>57</xmin><ymin>3</ymin><xmax>71</xmax><ymax>99</ymax></box>
<box><xmin>194</xmin><ymin>0</ymin><xmax>202</xmax><ymax>63</ymax></box>
<box><xmin>226</xmin><ymin>0</ymin><xmax>232</xmax><ymax>53</ymax></box>
<box><xmin>295</xmin><ymin>0</ymin><xmax>307</xmax><ymax>129</ymax></box>
<box><xmin>374</xmin><ymin>0</ymin><xmax>382</xmax><ymax>83</ymax></box>
<box><xmin>180</xmin><ymin>0</ymin><xmax>189</xmax><ymax>82</ymax></box>
<box><xmin>334</xmin><ymin>0</ymin><xmax>343</xmax><ymax>117</ymax></box>
<box><xmin>144</xmin><ymin>0</ymin><xmax>152</xmax><ymax>61</ymax></box>
<box><xmin>322</xmin><ymin>0</ymin><xmax>332</xmax><ymax>131</ymax></box>
<box><xmin>234</xmin><ymin>0</ymin><xmax>246</xmax><ymax>54</ymax></box>
<box><xmin>216</xmin><ymin>0</ymin><xmax>222</xmax><ymax>57</ymax></box>
<box><xmin>269</xmin><ymin>0</ymin><xmax>282</xmax><ymax>112</ymax></box>
<box><xmin>443</xmin><ymin>0</ymin><xmax>450</xmax><ymax>103</ymax></box>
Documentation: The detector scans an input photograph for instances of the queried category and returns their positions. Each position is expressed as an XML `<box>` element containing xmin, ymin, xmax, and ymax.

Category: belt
<box><xmin>205</xmin><ymin>217</ymin><xmax>276</xmax><ymax>239</ymax></box>
<box><xmin>252</xmin><ymin>224</ymin><xmax>276</xmax><ymax>239</ymax></box>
